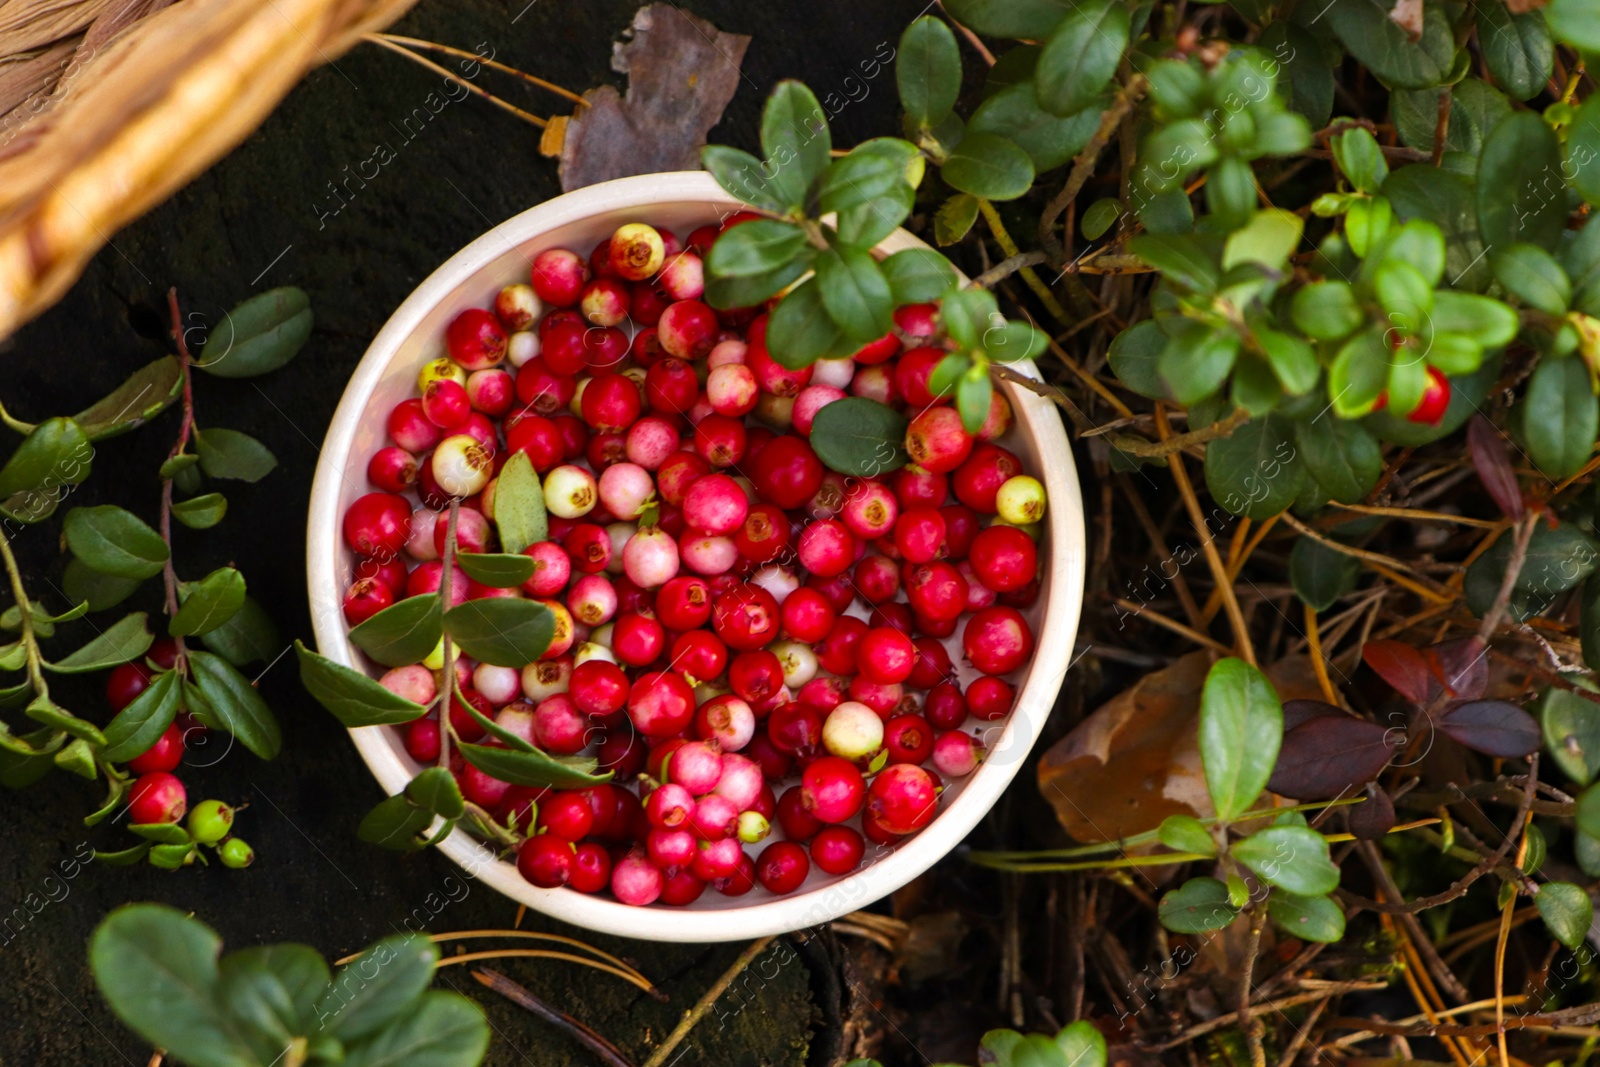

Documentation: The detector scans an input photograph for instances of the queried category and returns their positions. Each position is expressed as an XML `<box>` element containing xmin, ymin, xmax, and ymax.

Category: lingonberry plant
<box><xmin>90</xmin><ymin>903</ymin><xmax>489</xmax><ymax>1067</ymax></box>
<box><xmin>846</xmin><ymin>1019</ymin><xmax>1106</xmax><ymax>1067</ymax></box>
<box><xmin>0</xmin><ymin>287</ymin><xmax>303</xmax><ymax>869</ymax></box>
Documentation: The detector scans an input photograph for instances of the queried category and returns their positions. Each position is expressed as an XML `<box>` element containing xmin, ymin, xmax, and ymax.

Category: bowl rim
<box><xmin>306</xmin><ymin>170</ymin><xmax>1086</xmax><ymax>942</ymax></box>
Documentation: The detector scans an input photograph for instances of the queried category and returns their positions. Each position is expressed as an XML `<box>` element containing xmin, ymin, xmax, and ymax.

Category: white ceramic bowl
<box><xmin>306</xmin><ymin>171</ymin><xmax>1085</xmax><ymax>942</ymax></box>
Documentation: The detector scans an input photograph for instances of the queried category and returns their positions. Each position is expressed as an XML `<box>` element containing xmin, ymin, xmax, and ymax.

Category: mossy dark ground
<box><xmin>0</xmin><ymin>2</ymin><xmax>940</xmax><ymax>1063</ymax></box>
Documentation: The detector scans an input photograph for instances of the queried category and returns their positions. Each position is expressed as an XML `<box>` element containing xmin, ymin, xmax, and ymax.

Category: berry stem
<box><xmin>161</xmin><ymin>288</ymin><xmax>199</xmax><ymax>675</ymax></box>
<box><xmin>0</xmin><ymin>397</ymin><xmax>37</xmax><ymax>435</ymax></box>
<box><xmin>0</xmin><ymin>528</ymin><xmax>49</xmax><ymax>700</ymax></box>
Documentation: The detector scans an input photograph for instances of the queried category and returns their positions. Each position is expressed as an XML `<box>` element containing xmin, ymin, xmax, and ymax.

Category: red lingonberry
<box><xmin>963</xmin><ymin>606</ymin><xmax>1035</xmax><ymax>675</ymax></box>
<box><xmin>128</xmin><ymin>771</ymin><xmax>187</xmax><ymax>824</ymax></box>
<box><xmin>756</xmin><ymin>840</ymin><xmax>810</xmax><ymax>894</ymax></box>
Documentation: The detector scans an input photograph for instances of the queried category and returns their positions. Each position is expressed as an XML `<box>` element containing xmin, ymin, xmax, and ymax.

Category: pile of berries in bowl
<box><xmin>310</xmin><ymin>173</ymin><xmax>1081</xmax><ymax>940</ymax></box>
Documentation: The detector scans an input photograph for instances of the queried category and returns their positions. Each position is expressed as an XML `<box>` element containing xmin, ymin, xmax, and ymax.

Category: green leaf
<box><xmin>809</xmin><ymin>397</ymin><xmax>910</xmax><ymax>477</ymax></box>
<box><xmin>941</xmin><ymin>132</ymin><xmax>1035</xmax><ymax>201</ymax></box>
<box><xmin>1199</xmin><ymin>657</ymin><xmax>1283</xmax><ymax>820</ymax></box>
<box><xmin>349</xmin><ymin>595</ymin><xmax>445</xmax><ymax>669</ymax></box>
<box><xmin>93</xmin><ymin>842</ymin><xmax>153</xmax><ymax>865</ymax></box>
<box><xmin>171</xmin><ymin>492</ymin><xmax>228</xmax><ymax>530</ymax></box>
<box><xmin>1430</xmin><ymin>291</ymin><xmax>1520</xmax><ymax>347</ymax></box>
<box><xmin>1107</xmin><ymin>320</ymin><xmax>1168</xmax><ymax>400</ymax></box>
<box><xmin>1523</xmin><ymin>357</ymin><xmax>1598</xmax><ymax>481</ymax></box>
<box><xmin>1157</xmin><ymin>814</ymin><xmax>1217</xmax><ymax>856</ymax></box>
<box><xmin>129</xmin><ymin>821</ymin><xmax>192</xmax><ymax>845</ymax></box>
<box><xmin>1545</xmin><ymin>0</ymin><xmax>1600</xmax><ymax>52</ymax></box>
<box><xmin>26</xmin><ymin>693</ymin><xmax>105</xmax><ymax>746</ymax></box>
<box><xmin>1537</xmin><ymin>882</ymin><xmax>1594</xmax><ymax>949</ymax></box>
<box><xmin>701</xmin><ymin>145</ymin><xmax>793</xmax><ymax>217</ymax></box>
<box><xmin>1223</xmin><ymin>209</ymin><xmax>1303</xmax><ymax>271</ymax></box>
<box><xmin>217</xmin><ymin>944</ymin><xmax>330</xmax><ymax>1061</ymax></box>
<box><xmin>1159</xmin><ymin>877</ymin><xmax>1240</xmax><ymax>934</ymax></box>
<box><xmin>195</xmin><ymin>427</ymin><xmax>277</xmax><ymax>482</ymax></box>
<box><xmin>1383</xmin><ymin>165</ymin><xmax>1493</xmax><ymax>291</ymax></box>
<box><xmin>1261</xmin><ymin>22</ymin><xmax>1334</xmax><ymax>128</ymax></box>
<box><xmin>189</xmin><ymin>650</ymin><xmax>281</xmax><ymax>759</ymax></box>
<box><xmin>1478</xmin><ymin>111</ymin><xmax>1565</xmax><ymax>252</ymax></box>
<box><xmin>358</xmin><ymin>793</ymin><xmax>438</xmax><ymax>850</ymax></box>
<box><xmin>457</xmin><ymin>741</ymin><xmax>609</xmax><ymax>788</ymax></box>
<box><xmin>1053</xmin><ymin>1021</ymin><xmax>1107</xmax><ymax>1067</ymax></box>
<box><xmin>934</xmin><ymin>194</ymin><xmax>980</xmax><ymax>246</ymax></box>
<box><xmin>493</xmin><ymin>451</ymin><xmax>547</xmax><ymax>554</ymax></box>
<box><xmin>1542</xmin><ymin>684</ymin><xmax>1600</xmax><ymax>783</ymax></box>
<box><xmin>1392</xmin><ymin>78</ymin><xmax>1512</xmax><ymax>157</ymax></box>
<box><xmin>1579</xmin><ymin>781</ymin><xmax>1600</xmax><ymax>839</ymax></box>
<box><xmin>171</xmin><ymin>568</ymin><xmax>247</xmax><ymax>637</ymax></box>
<box><xmin>199</xmin><ymin>596</ymin><xmax>280</xmax><ymax>667</ymax></box>
<box><xmin>767</xmin><ymin>279</ymin><xmax>850</xmax><ymax>369</ymax></box>
<box><xmin>316</xmin><ymin>935</ymin><xmax>438</xmax><ymax>1043</ymax></box>
<box><xmin>198</xmin><ymin>287</ymin><xmax>313</xmax><ymax>379</ymax></box>
<box><xmin>706</xmin><ymin>219</ymin><xmax>809</xmax><ymax>277</ymax></box>
<box><xmin>1583</xmin><ymin>574</ymin><xmax>1600</xmax><ymax>673</ymax></box>
<box><xmin>1160</xmin><ymin>330</ymin><xmax>1238</xmax><ymax>406</ymax></box>
<box><xmin>880</xmin><ymin>249</ymin><xmax>959</xmax><ymax>305</ymax></box>
<box><xmin>898</xmin><ymin>16</ymin><xmax>961</xmax><ymax>129</ymax></box>
<box><xmin>1477</xmin><ymin>3</ymin><xmax>1552</xmax><ymax>101</ymax></box>
<box><xmin>295</xmin><ymin>641</ymin><xmax>428</xmax><ymax>727</ymax></box>
<box><xmin>1328</xmin><ymin>328</ymin><xmax>1391</xmax><ymax>417</ymax></box>
<box><xmin>1569</xmin><ymin>94</ymin><xmax>1600</xmax><ymax>209</ymax></box>
<box><xmin>46</xmin><ymin>612</ymin><xmax>152</xmax><ymax>674</ymax></box>
<box><xmin>761</xmin><ymin>80</ymin><xmax>831</xmax><ymax>213</ymax></box>
<box><xmin>1035</xmin><ymin>0</ymin><xmax>1129</xmax><ymax>116</ymax></box>
<box><xmin>1466</xmin><ymin>521</ymin><xmax>1600</xmax><ymax>619</ymax></box>
<box><xmin>1324</xmin><ymin>0</ymin><xmax>1457</xmax><ymax>89</ymax></box>
<box><xmin>968</xmin><ymin>83</ymin><xmax>1103</xmax><ymax>172</ymax></box>
<box><xmin>940</xmin><ymin>288</ymin><xmax>999</xmax><ymax>350</ymax></box>
<box><xmin>444</xmin><ymin>599</ymin><xmax>555</xmax><ymax>667</ymax></box>
<box><xmin>90</xmin><ymin>904</ymin><xmax>254</xmax><ymax>1067</ymax></box>
<box><xmin>73</xmin><ymin>357</ymin><xmax>184</xmax><ymax>440</ymax></box>
<box><xmin>64</xmin><ymin>505</ymin><xmax>168</xmax><ymax>579</ymax></box>
<box><xmin>343</xmin><ymin>991</ymin><xmax>490</xmax><ymax>1067</ymax></box>
<box><xmin>1128</xmin><ymin>233</ymin><xmax>1219</xmax><ymax>293</ymax></box>
<box><xmin>1493</xmin><ymin>244</ymin><xmax>1570</xmax><ymax>315</ymax></box>
<box><xmin>1232</xmin><ymin>825</ymin><xmax>1340</xmax><ymax>895</ymax></box>
<box><xmin>1082</xmin><ymin>198</ymin><xmax>1122</xmax><ymax>241</ymax></box>
<box><xmin>942</xmin><ymin>0</ymin><xmax>1074</xmax><ymax>37</ymax></box>
<box><xmin>1295</xmin><ymin>416</ymin><xmax>1382</xmax><ymax>503</ymax></box>
<box><xmin>1256</xmin><ymin>328</ymin><xmax>1319</xmax><ymax>395</ymax></box>
<box><xmin>62</xmin><ymin>557</ymin><xmax>141</xmax><ymax>613</ymax></box>
<box><xmin>1267</xmin><ymin>891</ymin><xmax>1347</xmax><ymax>943</ymax></box>
<box><xmin>1204</xmin><ymin>413</ymin><xmax>1304</xmax><ymax>520</ymax></box>
<box><xmin>0</xmin><ymin>417</ymin><xmax>91</xmax><ymax>501</ymax></box>
<box><xmin>456</xmin><ymin>552</ymin><xmax>535</xmax><ymax>589</ymax></box>
<box><xmin>981</xmin><ymin>319</ymin><xmax>1047</xmax><ymax>363</ymax></box>
<box><xmin>957</xmin><ymin>373</ymin><xmax>993</xmax><ymax>434</ymax></box>
<box><xmin>101</xmin><ymin>670</ymin><xmax>182</xmax><ymax>762</ymax></box>
<box><xmin>1331</xmin><ymin>128</ymin><xmax>1388</xmax><ymax>195</ymax></box>
<box><xmin>1291</xmin><ymin>281</ymin><xmax>1363</xmax><ymax>341</ymax></box>
<box><xmin>1290</xmin><ymin>536</ymin><xmax>1362</xmax><ymax>612</ymax></box>
<box><xmin>814</xmin><ymin>244</ymin><xmax>894</xmax><ymax>343</ymax></box>
<box><xmin>406</xmin><ymin>766</ymin><xmax>466</xmax><ymax>819</ymax></box>
<box><xmin>54</xmin><ymin>735</ymin><xmax>97</xmax><ymax>779</ymax></box>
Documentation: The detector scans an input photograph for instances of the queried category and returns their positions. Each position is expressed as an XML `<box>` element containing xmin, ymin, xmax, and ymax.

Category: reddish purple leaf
<box><xmin>1468</xmin><ymin>416</ymin><xmax>1525</xmax><ymax>521</ymax></box>
<box><xmin>1362</xmin><ymin>640</ymin><xmax>1431</xmax><ymax>703</ymax></box>
<box><xmin>1267</xmin><ymin>713</ymin><xmax>1398</xmax><ymax>799</ymax></box>
<box><xmin>1348</xmin><ymin>786</ymin><xmax>1396</xmax><ymax>840</ymax></box>
<box><xmin>1424</xmin><ymin>638</ymin><xmax>1489</xmax><ymax>702</ymax></box>
<box><xmin>1437</xmin><ymin>699</ymin><xmax>1540</xmax><ymax>757</ymax></box>
<box><xmin>1283</xmin><ymin>699</ymin><xmax>1342</xmax><ymax>731</ymax></box>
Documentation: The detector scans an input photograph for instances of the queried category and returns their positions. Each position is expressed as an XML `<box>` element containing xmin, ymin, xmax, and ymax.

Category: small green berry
<box><xmin>218</xmin><ymin>837</ymin><xmax>255</xmax><ymax>869</ymax></box>
<box><xmin>995</xmin><ymin>475</ymin><xmax>1047</xmax><ymax>525</ymax></box>
<box><xmin>187</xmin><ymin>799</ymin><xmax>235</xmax><ymax>844</ymax></box>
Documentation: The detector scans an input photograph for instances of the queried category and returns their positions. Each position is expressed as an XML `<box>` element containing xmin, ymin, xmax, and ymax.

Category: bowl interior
<box><xmin>307</xmin><ymin>172</ymin><xmax>1086</xmax><ymax>941</ymax></box>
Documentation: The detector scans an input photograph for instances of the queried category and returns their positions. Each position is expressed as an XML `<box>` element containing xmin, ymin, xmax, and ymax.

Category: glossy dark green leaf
<box><xmin>760</xmin><ymin>81</ymin><xmax>831</xmax><ymax>212</ymax></box>
<box><xmin>1106</xmin><ymin>320</ymin><xmax>1168</xmax><ymax>399</ymax></box>
<box><xmin>198</xmin><ymin>287</ymin><xmax>312</xmax><ymax>379</ymax></box>
<box><xmin>171</xmin><ymin>568</ymin><xmax>247</xmax><ymax>637</ymax></box>
<box><xmin>879</xmin><ymin>249</ymin><xmax>958</xmax><ymax>305</ymax></box>
<box><xmin>1544</xmin><ymin>0</ymin><xmax>1600</xmax><ymax>52</ymax></box>
<box><xmin>1199</xmin><ymin>657</ymin><xmax>1283</xmax><ymax>820</ymax></box>
<box><xmin>1583</xmin><ymin>573</ymin><xmax>1600</xmax><ymax>673</ymax></box>
<box><xmin>1392</xmin><ymin>78</ymin><xmax>1511</xmax><ymax>157</ymax></box>
<box><xmin>1537</xmin><ymin>882</ymin><xmax>1593</xmax><ymax>949</ymax></box>
<box><xmin>493</xmin><ymin>451</ymin><xmax>547</xmax><ymax>554</ymax></box>
<box><xmin>73</xmin><ymin>357</ymin><xmax>184</xmax><ymax>441</ymax></box>
<box><xmin>1328</xmin><ymin>328</ymin><xmax>1390</xmax><ymax>417</ymax></box>
<box><xmin>1261</xmin><ymin>22</ymin><xmax>1333</xmax><ymax>128</ymax></box>
<box><xmin>349</xmin><ymin>594</ymin><xmax>444</xmax><ymax>669</ymax></box>
<box><xmin>46</xmin><ymin>612</ymin><xmax>151</xmax><ymax>675</ymax></box>
<box><xmin>295</xmin><ymin>641</ymin><xmax>428</xmax><ymax>727</ymax></box>
<box><xmin>217</xmin><ymin>944</ymin><xmax>330</xmax><ymax>1061</ymax></box>
<box><xmin>1159</xmin><ymin>329</ymin><xmax>1237</xmax><ymax>406</ymax></box>
<box><xmin>898</xmin><ymin>16</ymin><xmax>962</xmax><ymax>129</ymax></box>
<box><xmin>805</xmin><ymin>398</ymin><xmax>910</xmax><ymax>478</ymax></box>
<box><xmin>406</xmin><ymin>766</ymin><xmax>466</xmax><ymax>819</ymax></box>
<box><xmin>767</xmin><ymin>278</ymin><xmax>851</xmax><ymax>369</ymax></box>
<box><xmin>93</xmin><ymin>842</ymin><xmax>153</xmax><ymax>865</ymax></box>
<box><xmin>443</xmin><ymin>598</ymin><xmax>555</xmax><ymax>667</ymax></box>
<box><xmin>956</xmin><ymin>373</ymin><xmax>993</xmax><ymax>435</ymax></box>
<box><xmin>0</xmin><ymin>417</ymin><xmax>91</xmax><ymax>501</ymax></box>
<box><xmin>1523</xmin><ymin>357</ymin><xmax>1598</xmax><ymax>481</ymax></box>
<box><xmin>64</xmin><ymin>505</ymin><xmax>168</xmax><ymax>579</ymax></box>
<box><xmin>1267</xmin><ymin>891</ymin><xmax>1346</xmax><ymax>943</ymax></box>
<box><xmin>53</xmin><ymin>735</ymin><xmax>97</xmax><ymax>779</ymax></box>
<box><xmin>129</xmin><ymin>821</ymin><xmax>191</xmax><ymax>845</ymax></box>
<box><xmin>1290</xmin><ymin>536</ymin><xmax>1362</xmax><ymax>612</ymax></box>
<box><xmin>195</xmin><ymin>427</ymin><xmax>277</xmax><ymax>482</ymax></box>
<box><xmin>1157</xmin><ymin>814</ymin><xmax>1216</xmax><ymax>856</ymax></box>
<box><xmin>1467</xmin><ymin>521</ymin><xmax>1600</xmax><ymax>620</ymax></box>
<box><xmin>1159</xmin><ymin>877</ymin><xmax>1240</xmax><ymax>933</ymax></box>
<box><xmin>171</xmin><ymin>492</ymin><xmax>228</xmax><ymax>530</ymax></box>
<box><xmin>1568</xmin><ymin>94</ymin><xmax>1600</xmax><ymax>209</ymax></box>
<box><xmin>701</xmin><ymin>145</ymin><xmax>793</xmax><ymax>217</ymax></box>
<box><xmin>1324</xmin><ymin>0</ymin><xmax>1457</xmax><ymax>89</ymax></box>
<box><xmin>968</xmin><ymin>83</ymin><xmax>1103</xmax><ymax>171</ymax></box>
<box><xmin>1082</xmin><ymin>198</ymin><xmax>1122</xmax><ymax>241</ymax></box>
<box><xmin>456</xmin><ymin>552</ymin><xmax>535</xmax><ymax>589</ymax></box>
<box><xmin>1233</xmin><ymin>825</ymin><xmax>1339</xmax><ymax>895</ymax></box>
<box><xmin>1331</xmin><ymin>127</ymin><xmax>1387</xmax><ymax>195</ymax></box>
<box><xmin>942</xmin><ymin>0</ymin><xmax>1074</xmax><ymax>37</ymax></box>
<box><xmin>189</xmin><ymin>650</ymin><xmax>280</xmax><ymax>759</ymax></box>
<box><xmin>940</xmin><ymin>288</ymin><xmax>999</xmax><ymax>350</ymax></box>
<box><xmin>1383</xmin><ymin>165</ymin><xmax>1492</xmax><ymax>291</ymax></box>
<box><xmin>200</xmin><ymin>596</ymin><xmax>281</xmax><ymax>667</ymax></box>
<box><xmin>705</xmin><ymin>219</ymin><xmax>809</xmax><ymax>277</ymax></box>
<box><xmin>1477</xmin><ymin>3</ymin><xmax>1552</xmax><ymax>101</ymax></box>
<box><xmin>342</xmin><ymin>990</ymin><xmax>490</xmax><ymax>1067</ymax></box>
<box><xmin>1296</xmin><ymin>416</ymin><xmax>1382</xmax><ymax>503</ymax></box>
<box><xmin>1127</xmin><ymin>233</ymin><xmax>1218</xmax><ymax>293</ymax></box>
<box><xmin>941</xmin><ymin>132</ymin><xmax>1035</xmax><ymax>201</ymax></box>
<box><xmin>1493</xmin><ymin>244</ymin><xmax>1570</xmax><ymax>314</ymax></box>
<box><xmin>358</xmin><ymin>793</ymin><xmax>437</xmax><ymax>850</ymax></box>
<box><xmin>315</xmin><ymin>934</ymin><xmax>438</xmax><ymax>1043</ymax></box>
<box><xmin>457</xmin><ymin>741</ymin><xmax>609</xmax><ymax>788</ymax></box>
<box><xmin>981</xmin><ymin>319</ymin><xmax>1048</xmax><ymax>363</ymax></box>
<box><xmin>26</xmin><ymin>694</ymin><xmax>105</xmax><ymax>746</ymax></box>
<box><xmin>101</xmin><ymin>670</ymin><xmax>181</xmax><ymax>762</ymax></box>
<box><xmin>814</xmin><ymin>244</ymin><xmax>894</xmax><ymax>343</ymax></box>
<box><xmin>1035</xmin><ymin>0</ymin><xmax>1129</xmax><ymax>116</ymax></box>
<box><xmin>1204</xmin><ymin>413</ymin><xmax>1304</xmax><ymax>519</ymax></box>
<box><xmin>1479</xmin><ymin>111</ymin><xmax>1565</xmax><ymax>252</ymax></box>
<box><xmin>89</xmin><ymin>904</ymin><xmax>253</xmax><ymax>1067</ymax></box>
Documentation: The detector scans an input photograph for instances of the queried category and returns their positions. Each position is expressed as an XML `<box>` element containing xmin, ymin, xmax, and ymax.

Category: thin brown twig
<box><xmin>1109</xmin><ymin>407</ymin><xmax>1250</xmax><ymax>458</ymax></box>
<box><xmin>362</xmin><ymin>34</ymin><xmax>548</xmax><ymax>128</ymax></box>
<box><xmin>642</xmin><ymin>936</ymin><xmax>777</xmax><ymax>1067</ymax></box>
<box><xmin>1144</xmin><ymin>980</ymin><xmax>1388</xmax><ymax>1050</ymax></box>
<box><xmin>1039</xmin><ymin>75</ymin><xmax>1148</xmax><ymax>260</ymax></box>
<box><xmin>1240</xmin><ymin>907</ymin><xmax>1267</xmax><ymax>1067</ymax></box>
<box><xmin>1477</xmin><ymin>512</ymin><xmax>1540</xmax><ymax>643</ymax></box>
<box><xmin>972</xmin><ymin>250</ymin><xmax>1050</xmax><ymax>289</ymax></box>
<box><xmin>1113</xmin><ymin>598</ymin><xmax>1232</xmax><ymax>653</ymax></box>
<box><xmin>472</xmin><ymin>968</ymin><xmax>637</xmax><ymax>1067</ymax></box>
<box><xmin>371</xmin><ymin>34</ymin><xmax>588</xmax><ymax>105</ymax></box>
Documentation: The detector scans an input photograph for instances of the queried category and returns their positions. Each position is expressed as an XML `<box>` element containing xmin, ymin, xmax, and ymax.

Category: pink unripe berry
<box><xmin>466</xmin><ymin>368</ymin><xmax>515</xmax><ymax>417</ymax></box>
<box><xmin>683</xmin><ymin>474</ymin><xmax>749</xmax><ymax>536</ymax></box>
<box><xmin>792</xmin><ymin>385</ymin><xmax>845</xmax><ymax>436</ymax></box>
<box><xmin>628</xmin><ymin>670</ymin><xmax>696</xmax><ymax>736</ymax></box>
<box><xmin>707</xmin><ymin>364</ymin><xmax>759</xmax><ymax>417</ymax></box>
<box><xmin>472</xmin><ymin>663</ymin><xmax>521</xmax><ymax>705</ymax></box>
<box><xmin>580</xmin><ymin>278</ymin><xmax>630</xmax><ymax>326</ymax></box>
<box><xmin>521</xmin><ymin>657</ymin><xmax>573</xmax><ymax>703</ymax></box>
<box><xmin>611</xmin><ymin>850</ymin><xmax>663</xmax><ymax>905</ymax></box>
<box><xmin>494</xmin><ymin>283</ymin><xmax>541</xmax><ymax>331</ymax></box>
<box><xmin>748</xmin><ymin>564</ymin><xmax>800</xmax><ymax>607</ymax></box>
<box><xmin>690</xmin><ymin>793</ymin><xmax>740</xmax><ymax>840</ymax></box>
<box><xmin>797</xmin><ymin>520</ymin><xmax>856</xmax><ymax>578</ymax></box>
<box><xmin>567</xmin><ymin>574</ymin><xmax>619</xmax><ymax>626</ymax></box>
<box><xmin>822</xmin><ymin>701</ymin><xmax>884</xmax><ymax>762</ymax></box>
<box><xmin>667</xmin><ymin>740</ymin><xmax>725</xmax><ymax>796</ymax></box>
<box><xmin>707</xmin><ymin>338</ymin><xmax>747</xmax><ymax>367</ymax></box>
<box><xmin>521</xmin><ymin>541</ymin><xmax>571</xmax><ymax>596</ymax></box>
<box><xmin>693</xmin><ymin>836</ymin><xmax>745</xmax><ymax>881</ymax></box>
<box><xmin>380</xmin><ymin>664</ymin><xmax>437</xmax><ymax>705</ymax></box>
<box><xmin>624</xmin><ymin>416</ymin><xmax>680</xmax><ymax>469</ymax></box>
<box><xmin>388</xmin><ymin>398</ymin><xmax>441</xmax><ymax>453</ymax></box>
<box><xmin>933</xmin><ymin>730</ymin><xmax>986</xmax><ymax>777</ymax></box>
<box><xmin>658</xmin><ymin>300</ymin><xmax>719</xmax><ymax>359</ymax></box>
<box><xmin>623</xmin><ymin>526</ymin><xmax>681</xmax><ymax>588</ymax></box>
<box><xmin>646</xmin><ymin>782</ymin><xmax>696</xmax><ymax>829</ymax></box>
<box><xmin>712</xmin><ymin>752</ymin><xmax>764</xmax><ymax>810</ymax></box>
<box><xmin>432</xmin><ymin>505</ymin><xmax>491</xmax><ymax>556</ymax></box>
<box><xmin>531</xmin><ymin>247</ymin><xmax>589</xmax><ymax>306</ymax></box>
<box><xmin>659</xmin><ymin>250</ymin><xmax>705</xmax><ymax>300</ymax></box>
<box><xmin>906</xmin><ymin>406</ymin><xmax>975</xmax><ymax>474</ymax></box>
<box><xmin>598</xmin><ymin>462</ymin><xmax>656</xmax><ymax>521</ymax></box>
<box><xmin>697</xmin><ymin>695</ymin><xmax>757</xmax><ymax>753</ymax></box>
<box><xmin>681</xmin><ymin>535</ymin><xmax>739</xmax><ymax>576</ymax></box>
